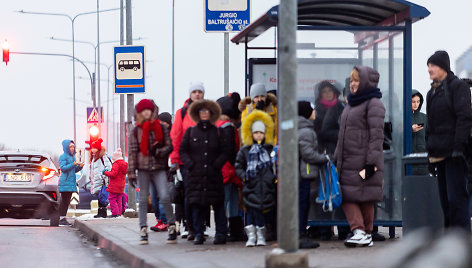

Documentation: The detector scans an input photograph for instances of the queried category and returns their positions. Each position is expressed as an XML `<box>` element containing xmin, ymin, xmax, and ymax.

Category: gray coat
<box><xmin>335</xmin><ymin>87</ymin><xmax>386</xmax><ymax>202</ymax></box>
<box><xmin>298</xmin><ymin>116</ymin><xmax>328</xmax><ymax>179</ymax></box>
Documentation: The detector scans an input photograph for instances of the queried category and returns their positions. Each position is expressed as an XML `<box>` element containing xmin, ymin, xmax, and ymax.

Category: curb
<box><xmin>74</xmin><ymin>220</ymin><xmax>173</xmax><ymax>268</ymax></box>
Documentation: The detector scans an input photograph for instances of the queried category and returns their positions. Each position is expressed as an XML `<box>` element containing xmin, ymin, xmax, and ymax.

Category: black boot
<box><xmin>94</xmin><ymin>207</ymin><xmax>107</xmax><ymax>218</ymax></box>
<box><xmin>228</xmin><ymin>217</ymin><xmax>244</xmax><ymax>242</ymax></box>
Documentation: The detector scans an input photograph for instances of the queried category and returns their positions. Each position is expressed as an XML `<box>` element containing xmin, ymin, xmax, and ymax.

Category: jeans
<box><xmin>109</xmin><ymin>192</ymin><xmax>123</xmax><ymax>216</ymax></box>
<box><xmin>137</xmin><ymin>169</ymin><xmax>175</xmax><ymax>228</ymax></box>
<box><xmin>59</xmin><ymin>192</ymin><xmax>73</xmax><ymax>217</ymax></box>
<box><xmin>436</xmin><ymin>157</ymin><xmax>471</xmax><ymax>232</ymax></box>
<box><xmin>299</xmin><ymin>180</ymin><xmax>311</xmax><ymax>235</ymax></box>
<box><xmin>224</xmin><ymin>184</ymin><xmax>240</xmax><ymax>218</ymax></box>
<box><xmin>150</xmin><ymin>181</ymin><xmax>167</xmax><ymax>223</ymax></box>
<box><xmin>246</xmin><ymin>207</ymin><xmax>265</xmax><ymax>227</ymax></box>
<box><xmin>192</xmin><ymin>202</ymin><xmax>227</xmax><ymax>237</ymax></box>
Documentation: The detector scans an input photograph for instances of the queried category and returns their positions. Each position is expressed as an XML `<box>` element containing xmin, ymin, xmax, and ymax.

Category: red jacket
<box><xmin>104</xmin><ymin>159</ymin><xmax>128</xmax><ymax>194</ymax></box>
<box><xmin>216</xmin><ymin>120</ymin><xmax>242</xmax><ymax>187</ymax></box>
<box><xmin>170</xmin><ymin>99</ymin><xmax>196</xmax><ymax>165</ymax></box>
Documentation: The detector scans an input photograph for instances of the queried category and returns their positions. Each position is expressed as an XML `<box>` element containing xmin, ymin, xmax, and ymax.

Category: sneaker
<box><xmin>140</xmin><ymin>226</ymin><xmax>149</xmax><ymax>245</ymax></box>
<box><xmin>299</xmin><ymin>237</ymin><xmax>320</xmax><ymax>249</ymax></box>
<box><xmin>181</xmin><ymin>230</ymin><xmax>189</xmax><ymax>238</ymax></box>
<box><xmin>344</xmin><ymin>229</ymin><xmax>372</xmax><ymax>247</ymax></box>
<box><xmin>371</xmin><ymin>231</ymin><xmax>386</xmax><ymax>241</ymax></box>
<box><xmin>194</xmin><ymin>235</ymin><xmax>205</xmax><ymax>245</ymax></box>
<box><xmin>158</xmin><ymin>223</ymin><xmax>169</xmax><ymax>232</ymax></box>
<box><xmin>59</xmin><ymin>218</ymin><xmax>71</xmax><ymax>226</ymax></box>
<box><xmin>167</xmin><ymin>225</ymin><xmax>178</xmax><ymax>244</ymax></box>
<box><xmin>366</xmin><ymin>234</ymin><xmax>374</xmax><ymax>247</ymax></box>
<box><xmin>151</xmin><ymin>220</ymin><xmax>163</xmax><ymax>232</ymax></box>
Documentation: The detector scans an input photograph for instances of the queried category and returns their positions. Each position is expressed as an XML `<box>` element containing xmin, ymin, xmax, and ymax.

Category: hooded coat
<box><xmin>58</xmin><ymin>140</ymin><xmax>83</xmax><ymax>192</ymax></box>
<box><xmin>239</xmin><ymin>93</ymin><xmax>278</xmax><ymax>143</ymax></box>
<box><xmin>426</xmin><ymin>72</ymin><xmax>472</xmax><ymax>158</ymax></box>
<box><xmin>104</xmin><ymin>159</ymin><xmax>128</xmax><ymax>194</ymax></box>
<box><xmin>298</xmin><ymin>116</ymin><xmax>329</xmax><ymax>180</ymax></box>
<box><xmin>78</xmin><ymin>146</ymin><xmax>112</xmax><ymax>195</ymax></box>
<box><xmin>412</xmin><ymin>90</ymin><xmax>427</xmax><ymax>153</ymax></box>
<box><xmin>170</xmin><ymin>99</ymin><xmax>197</xmax><ymax>165</ymax></box>
<box><xmin>314</xmin><ymin>83</ymin><xmax>345</xmax><ymax>155</ymax></box>
<box><xmin>179</xmin><ymin>100</ymin><xmax>228</xmax><ymax>206</ymax></box>
<box><xmin>334</xmin><ymin>66</ymin><xmax>386</xmax><ymax>203</ymax></box>
<box><xmin>235</xmin><ymin>110</ymin><xmax>276</xmax><ymax>211</ymax></box>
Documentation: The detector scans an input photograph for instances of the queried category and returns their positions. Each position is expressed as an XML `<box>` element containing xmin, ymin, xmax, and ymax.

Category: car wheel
<box><xmin>133</xmin><ymin>67</ymin><xmax>137</xmax><ymax>71</ymax></box>
<box><xmin>120</xmin><ymin>67</ymin><xmax>125</xmax><ymax>72</ymax></box>
<box><xmin>50</xmin><ymin>209</ymin><xmax>60</xmax><ymax>227</ymax></box>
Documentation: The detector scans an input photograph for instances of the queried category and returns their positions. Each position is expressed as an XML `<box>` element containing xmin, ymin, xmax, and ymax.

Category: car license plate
<box><xmin>4</xmin><ymin>174</ymin><xmax>31</xmax><ymax>182</ymax></box>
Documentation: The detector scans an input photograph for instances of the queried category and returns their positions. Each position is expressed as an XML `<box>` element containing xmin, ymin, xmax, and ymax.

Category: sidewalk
<box><xmin>73</xmin><ymin>214</ymin><xmax>401</xmax><ymax>268</ymax></box>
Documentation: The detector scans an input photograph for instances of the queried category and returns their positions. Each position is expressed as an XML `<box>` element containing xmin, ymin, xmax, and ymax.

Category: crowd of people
<box><xmin>56</xmin><ymin>50</ymin><xmax>472</xmax><ymax>249</ymax></box>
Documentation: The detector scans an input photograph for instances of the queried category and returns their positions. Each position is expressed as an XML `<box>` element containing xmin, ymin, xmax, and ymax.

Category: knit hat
<box><xmin>111</xmin><ymin>148</ymin><xmax>124</xmax><ymax>162</ymax></box>
<box><xmin>250</xmin><ymin>83</ymin><xmax>267</xmax><ymax>100</ymax></box>
<box><xmin>136</xmin><ymin>99</ymin><xmax>155</xmax><ymax>113</ymax></box>
<box><xmin>427</xmin><ymin>50</ymin><xmax>450</xmax><ymax>72</ymax></box>
<box><xmin>252</xmin><ymin>120</ymin><xmax>266</xmax><ymax>133</ymax></box>
<box><xmin>298</xmin><ymin>101</ymin><xmax>313</xmax><ymax>119</ymax></box>
<box><xmin>158</xmin><ymin>112</ymin><xmax>172</xmax><ymax>127</ymax></box>
<box><xmin>91</xmin><ymin>138</ymin><xmax>103</xmax><ymax>151</ymax></box>
<box><xmin>189</xmin><ymin>82</ymin><xmax>205</xmax><ymax>95</ymax></box>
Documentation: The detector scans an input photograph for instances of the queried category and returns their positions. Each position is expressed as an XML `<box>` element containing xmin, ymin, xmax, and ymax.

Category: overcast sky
<box><xmin>0</xmin><ymin>0</ymin><xmax>471</xmax><ymax>156</ymax></box>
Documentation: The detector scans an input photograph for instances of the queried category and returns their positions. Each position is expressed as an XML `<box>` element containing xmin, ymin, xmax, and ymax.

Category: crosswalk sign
<box><xmin>87</xmin><ymin>107</ymin><xmax>103</xmax><ymax>123</ymax></box>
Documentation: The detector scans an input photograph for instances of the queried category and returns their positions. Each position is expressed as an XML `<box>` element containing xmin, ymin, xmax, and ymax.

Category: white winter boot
<box><xmin>256</xmin><ymin>226</ymin><xmax>266</xmax><ymax>246</ymax></box>
<box><xmin>245</xmin><ymin>225</ymin><xmax>256</xmax><ymax>247</ymax></box>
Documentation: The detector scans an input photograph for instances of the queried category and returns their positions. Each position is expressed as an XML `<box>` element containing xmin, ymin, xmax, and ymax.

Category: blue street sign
<box><xmin>114</xmin><ymin>46</ymin><xmax>146</xmax><ymax>94</ymax></box>
<box><xmin>205</xmin><ymin>0</ymin><xmax>250</xmax><ymax>32</ymax></box>
<box><xmin>87</xmin><ymin>107</ymin><xmax>103</xmax><ymax>123</ymax></box>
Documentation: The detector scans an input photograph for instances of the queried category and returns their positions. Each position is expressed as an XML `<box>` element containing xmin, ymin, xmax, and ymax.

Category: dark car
<box><xmin>0</xmin><ymin>151</ymin><xmax>61</xmax><ymax>226</ymax></box>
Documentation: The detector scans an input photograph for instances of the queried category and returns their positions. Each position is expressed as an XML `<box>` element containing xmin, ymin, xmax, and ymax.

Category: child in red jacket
<box><xmin>103</xmin><ymin>148</ymin><xmax>128</xmax><ymax>217</ymax></box>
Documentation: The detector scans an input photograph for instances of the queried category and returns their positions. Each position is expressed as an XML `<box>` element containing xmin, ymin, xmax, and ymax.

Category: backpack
<box><xmin>365</xmin><ymin>99</ymin><xmax>393</xmax><ymax>151</ymax></box>
<box><xmin>316</xmin><ymin>161</ymin><xmax>342</xmax><ymax>212</ymax></box>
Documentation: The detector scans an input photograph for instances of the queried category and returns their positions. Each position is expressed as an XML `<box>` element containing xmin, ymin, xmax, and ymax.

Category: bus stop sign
<box><xmin>114</xmin><ymin>45</ymin><xmax>146</xmax><ymax>94</ymax></box>
<box><xmin>205</xmin><ymin>0</ymin><xmax>250</xmax><ymax>32</ymax></box>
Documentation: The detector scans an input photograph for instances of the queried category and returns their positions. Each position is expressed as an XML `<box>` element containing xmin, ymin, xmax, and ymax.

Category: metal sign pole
<box><xmin>224</xmin><ymin>32</ymin><xmax>229</xmax><ymax>95</ymax></box>
<box><xmin>119</xmin><ymin>0</ymin><xmax>125</xmax><ymax>158</ymax></box>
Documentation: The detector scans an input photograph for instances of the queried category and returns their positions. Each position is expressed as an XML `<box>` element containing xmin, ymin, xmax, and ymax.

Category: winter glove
<box><xmin>255</xmin><ymin>100</ymin><xmax>266</xmax><ymax>110</ymax></box>
<box><xmin>102</xmin><ymin>170</ymin><xmax>108</xmax><ymax>175</ymax></box>
<box><xmin>128</xmin><ymin>178</ymin><xmax>137</xmax><ymax>189</ymax></box>
<box><xmin>169</xmin><ymin>163</ymin><xmax>179</xmax><ymax>173</ymax></box>
<box><xmin>364</xmin><ymin>165</ymin><xmax>376</xmax><ymax>179</ymax></box>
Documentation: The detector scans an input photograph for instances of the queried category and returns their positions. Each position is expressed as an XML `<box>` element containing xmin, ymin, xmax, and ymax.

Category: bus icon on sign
<box><xmin>118</xmin><ymin>60</ymin><xmax>141</xmax><ymax>71</ymax></box>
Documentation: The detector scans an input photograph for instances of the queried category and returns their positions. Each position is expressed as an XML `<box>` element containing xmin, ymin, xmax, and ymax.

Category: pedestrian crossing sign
<box><xmin>86</xmin><ymin>107</ymin><xmax>103</xmax><ymax>123</ymax></box>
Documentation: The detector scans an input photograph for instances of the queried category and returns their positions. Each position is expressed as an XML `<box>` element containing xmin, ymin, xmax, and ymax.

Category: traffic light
<box><xmin>3</xmin><ymin>40</ymin><xmax>9</xmax><ymax>65</ymax></box>
<box><xmin>85</xmin><ymin>124</ymin><xmax>100</xmax><ymax>150</ymax></box>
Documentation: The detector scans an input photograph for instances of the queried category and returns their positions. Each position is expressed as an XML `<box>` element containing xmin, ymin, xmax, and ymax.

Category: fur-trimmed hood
<box><xmin>241</xmin><ymin>110</ymin><xmax>274</xmax><ymax>146</ymax></box>
<box><xmin>188</xmin><ymin>99</ymin><xmax>221</xmax><ymax>124</ymax></box>
<box><xmin>238</xmin><ymin>93</ymin><xmax>277</xmax><ymax>112</ymax></box>
<box><xmin>89</xmin><ymin>145</ymin><xmax>107</xmax><ymax>163</ymax></box>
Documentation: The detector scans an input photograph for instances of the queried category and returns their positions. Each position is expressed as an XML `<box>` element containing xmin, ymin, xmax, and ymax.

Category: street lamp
<box><xmin>16</xmin><ymin>7</ymin><xmax>120</xmax><ymax>143</ymax></box>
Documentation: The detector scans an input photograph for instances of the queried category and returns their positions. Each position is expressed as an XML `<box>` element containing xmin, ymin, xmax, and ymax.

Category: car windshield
<box><xmin>0</xmin><ymin>154</ymin><xmax>52</xmax><ymax>169</ymax></box>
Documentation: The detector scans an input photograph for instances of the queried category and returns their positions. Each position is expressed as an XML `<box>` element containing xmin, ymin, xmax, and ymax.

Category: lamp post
<box><xmin>17</xmin><ymin>7</ymin><xmax>119</xmax><ymax>143</ymax></box>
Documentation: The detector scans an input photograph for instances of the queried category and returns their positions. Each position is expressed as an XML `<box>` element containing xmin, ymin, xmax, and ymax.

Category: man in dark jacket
<box><xmin>426</xmin><ymin>50</ymin><xmax>472</xmax><ymax>232</ymax></box>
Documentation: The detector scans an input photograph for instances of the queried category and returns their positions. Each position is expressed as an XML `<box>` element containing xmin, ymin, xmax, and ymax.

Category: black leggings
<box><xmin>59</xmin><ymin>192</ymin><xmax>73</xmax><ymax>217</ymax></box>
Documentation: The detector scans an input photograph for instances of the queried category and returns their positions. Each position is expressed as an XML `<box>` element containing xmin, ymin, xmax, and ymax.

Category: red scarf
<box><xmin>320</xmin><ymin>98</ymin><xmax>338</xmax><ymax>109</ymax></box>
<box><xmin>138</xmin><ymin>120</ymin><xmax>163</xmax><ymax>156</ymax></box>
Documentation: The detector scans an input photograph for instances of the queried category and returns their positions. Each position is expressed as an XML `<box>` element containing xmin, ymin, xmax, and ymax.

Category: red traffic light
<box><xmin>3</xmin><ymin>40</ymin><xmax>9</xmax><ymax>65</ymax></box>
<box><xmin>89</xmin><ymin>125</ymin><xmax>99</xmax><ymax>137</ymax></box>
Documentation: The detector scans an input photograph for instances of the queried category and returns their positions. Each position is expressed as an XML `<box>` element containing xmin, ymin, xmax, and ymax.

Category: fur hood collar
<box><xmin>241</xmin><ymin>110</ymin><xmax>274</xmax><ymax>146</ymax></box>
<box><xmin>238</xmin><ymin>93</ymin><xmax>277</xmax><ymax>112</ymax></box>
<box><xmin>89</xmin><ymin>145</ymin><xmax>107</xmax><ymax>163</ymax></box>
<box><xmin>189</xmin><ymin>99</ymin><xmax>221</xmax><ymax>124</ymax></box>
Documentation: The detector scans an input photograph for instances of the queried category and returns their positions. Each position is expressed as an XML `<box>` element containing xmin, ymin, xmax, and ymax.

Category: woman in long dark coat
<box><xmin>179</xmin><ymin>99</ymin><xmax>228</xmax><ymax>245</ymax></box>
<box><xmin>334</xmin><ymin>66</ymin><xmax>386</xmax><ymax>247</ymax></box>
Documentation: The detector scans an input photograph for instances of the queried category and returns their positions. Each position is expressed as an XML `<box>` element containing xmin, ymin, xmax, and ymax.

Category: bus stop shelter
<box><xmin>232</xmin><ymin>0</ymin><xmax>430</xmax><ymax>237</ymax></box>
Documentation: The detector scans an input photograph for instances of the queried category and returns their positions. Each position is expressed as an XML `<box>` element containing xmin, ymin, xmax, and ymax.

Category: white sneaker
<box><xmin>344</xmin><ymin>229</ymin><xmax>372</xmax><ymax>247</ymax></box>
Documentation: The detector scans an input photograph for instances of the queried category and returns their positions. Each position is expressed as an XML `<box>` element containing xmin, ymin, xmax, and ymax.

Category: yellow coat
<box><xmin>239</xmin><ymin>93</ymin><xmax>278</xmax><ymax>144</ymax></box>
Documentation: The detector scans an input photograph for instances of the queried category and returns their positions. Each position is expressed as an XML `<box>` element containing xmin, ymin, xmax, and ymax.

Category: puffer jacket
<box><xmin>239</xmin><ymin>93</ymin><xmax>278</xmax><ymax>143</ymax></box>
<box><xmin>334</xmin><ymin>67</ymin><xmax>386</xmax><ymax>203</ymax></box>
<box><xmin>412</xmin><ymin>90</ymin><xmax>427</xmax><ymax>153</ymax></box>
<box><xmin>79</xmin><ymin>146</ymin><xmax>112</xmax><ymax>195</ymax></box>
<box><xmin>235</xmin><ymin>110</ymin><xmax>276</xmax><ymax>211</ymax></box>
<box><xmin>298</xmin><ymin>116</ymin><xmax>328</xmax><ymax>180</ymax></box>
<box><xmin>426</xmin><ymin>73</ymin><xmax>472</xmax><ymax>157</ymax></box>
<box><xmin>170</xmin><ymin>99</ymin><xmax>197</xmax><ymax>165</ymax></box>
<box><xmin>104</xmin><ymin>159</ymin><xmax>128</xmax><ymax>194</ymax></box>
<box><xmin>58</xmin><ymin>140</ymin><xmax>83</xmax><ymax>192</ymax></box>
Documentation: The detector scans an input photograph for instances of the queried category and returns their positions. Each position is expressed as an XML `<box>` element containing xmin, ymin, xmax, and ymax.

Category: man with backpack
<box><xmin>169</xmin><ymin>82</ymin><xmax>205</xmax><ymax>240</ymax></box>
<box><xmin>426</xmin><ymin>50</ymin><xmax>472</xmax><ymax>232</ymax></box>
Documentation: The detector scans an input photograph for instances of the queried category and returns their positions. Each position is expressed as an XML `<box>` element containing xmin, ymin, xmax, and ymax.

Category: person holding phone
<box><xmin>334</xmin><ymin>66</ymin><xmax>385</xmax><ymax>247</ymax></box>
<box><xmin>412</xmin><ymin>90</ymin><xmax>428</xmax><ymax>174</ymax></box>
